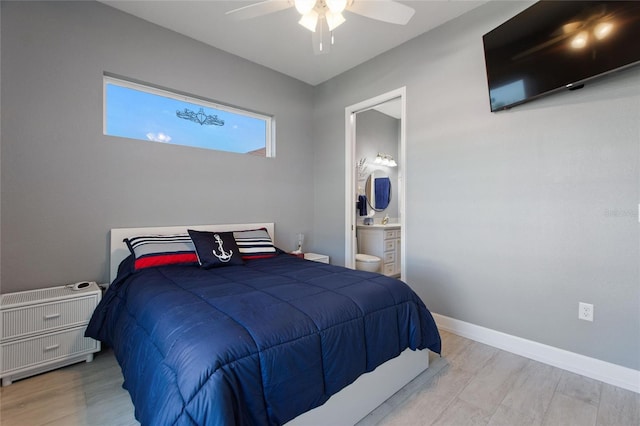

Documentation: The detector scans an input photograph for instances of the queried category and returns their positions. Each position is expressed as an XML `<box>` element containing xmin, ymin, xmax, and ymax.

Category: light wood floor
<box><xmin>358</xmin><ymin>331</ymin><xmax>640</xmax><ymax>426</ymax></box>
<box><xmin>1</xmin><ymin>330</ymin><xmax>638</xmax><ymax>426</ymax></box>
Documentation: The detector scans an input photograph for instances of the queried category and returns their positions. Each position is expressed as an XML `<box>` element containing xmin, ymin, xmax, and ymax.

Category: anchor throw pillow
<box><xmin>187</xmin><ymin>230</ymin><xmax>244</xmax><ymax>269</ymax></box>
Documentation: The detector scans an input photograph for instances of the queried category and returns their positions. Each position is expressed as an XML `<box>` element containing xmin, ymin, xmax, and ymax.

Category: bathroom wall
<box><xmin>355</xmin><ymin>109</ymin><xmax>400</xmax><ymax>224</ymax></box>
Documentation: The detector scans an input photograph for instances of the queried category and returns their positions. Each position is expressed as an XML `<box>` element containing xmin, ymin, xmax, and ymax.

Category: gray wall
<box><xmin>312</xmin><ymin>1</ymin><xmax>639</xmax><ymax>370</ymax></box>
<box><xmin>1</xmin><ymin>1</ymin><xmax>314</xmax><ymax>292</ymax></box>
<box><xmin>0</xmin><ymin>2</ymin><xmax>3</xmax><ymax>293</ymax></box>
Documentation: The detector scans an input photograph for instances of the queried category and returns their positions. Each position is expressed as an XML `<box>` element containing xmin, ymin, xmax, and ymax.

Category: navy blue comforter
<box><xmin>86</xmin><ymin>253</ymin><xmax>441</xmax><ymax>425</ymax></box>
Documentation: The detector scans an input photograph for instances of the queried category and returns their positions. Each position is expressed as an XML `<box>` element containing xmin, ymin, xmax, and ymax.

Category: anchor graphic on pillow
<box><xmin>212</xmin><ymin>234</ymin><xmax>233</xmax><ymax>262</ymax></box>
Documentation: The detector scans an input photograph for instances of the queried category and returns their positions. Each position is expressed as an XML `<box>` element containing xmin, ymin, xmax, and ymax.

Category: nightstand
<box><xmin>304</xmin><ymin>253</ymin><xmax>330</xmax><ymax>264</ymax></box>
<box><xmin>0</xmin><ymin>283</ymin><xmax>102</xmax><ymax>386</ymax></box>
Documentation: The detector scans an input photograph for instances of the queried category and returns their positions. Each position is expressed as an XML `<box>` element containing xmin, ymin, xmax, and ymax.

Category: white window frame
<box><xmin>103</xmin><ymin>75</ymin><xmax>275</xmax><ymax>157</ymax></box>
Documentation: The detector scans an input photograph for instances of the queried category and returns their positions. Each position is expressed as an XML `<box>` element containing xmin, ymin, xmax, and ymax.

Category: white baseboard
<box><xmin>433</xmin><ymin>313</ymin><xmax>640</xmax><ymax>394</ymax></box>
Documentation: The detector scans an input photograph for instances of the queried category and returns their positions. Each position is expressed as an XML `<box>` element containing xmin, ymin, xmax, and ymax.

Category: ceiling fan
<box><xmin>226</xmin><ymin>0</ymin><xmax>415</xmax><ymax>54</ymax></box>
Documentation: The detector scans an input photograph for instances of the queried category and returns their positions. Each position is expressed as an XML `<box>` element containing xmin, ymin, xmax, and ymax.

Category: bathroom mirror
<box><xmin>365</xmin><ymin>170</ymin><xmax>392</xmax><ymax>211</ymax></box>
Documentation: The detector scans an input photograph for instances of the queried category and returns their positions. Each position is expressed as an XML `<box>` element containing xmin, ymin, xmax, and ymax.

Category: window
<box><xmin>104</xmin><ymin>76</ymin><xmax>274</xmax><ymax>157</ymax></box>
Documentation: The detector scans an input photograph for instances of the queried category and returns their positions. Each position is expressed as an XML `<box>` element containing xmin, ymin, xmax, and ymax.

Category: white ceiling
<box><xmin>372</xmin><ymin>97</ymin><xmax>401</xmax><ymax>118</ymax></box>
<box><xmin>100</xmin><ymin>0</ymin><xmax>487</xmax><ymax>86</ymax></box>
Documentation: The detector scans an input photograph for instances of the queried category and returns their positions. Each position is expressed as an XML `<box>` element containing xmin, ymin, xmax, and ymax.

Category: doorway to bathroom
<box><xmin>344</xmin><ymin>88</ymin><xmax>406</xmax><ymax>278</ymax></box>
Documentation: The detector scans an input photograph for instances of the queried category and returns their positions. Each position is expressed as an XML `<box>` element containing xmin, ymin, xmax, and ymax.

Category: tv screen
<box><xmin>483</xmin><ymin>1</ymin><xmax>640</xmax><ymax>112</ymax></box>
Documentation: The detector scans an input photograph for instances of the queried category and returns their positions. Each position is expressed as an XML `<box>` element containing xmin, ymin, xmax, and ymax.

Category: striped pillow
<box><xmin>233</xmin><ymin>228</ymin><xmax>277</xmax><ymax>260</ymax></box>
<box><xmin>124</xmin><ymin>234</ymin><xmax>198</xmax><ymax>270</ymax></box>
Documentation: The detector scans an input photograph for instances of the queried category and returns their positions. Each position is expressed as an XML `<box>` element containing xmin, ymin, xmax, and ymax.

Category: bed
<box><xmin>87</xmin><ymin>223</ymin><xmax>441</xmax><ymax>425</ymax></box>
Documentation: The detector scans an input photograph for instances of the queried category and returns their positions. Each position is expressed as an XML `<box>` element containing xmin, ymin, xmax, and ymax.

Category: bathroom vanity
<box><xmin>357</xmin><ymin>225</ymin><xmax>401</xmax><ymax>277</ymax></box>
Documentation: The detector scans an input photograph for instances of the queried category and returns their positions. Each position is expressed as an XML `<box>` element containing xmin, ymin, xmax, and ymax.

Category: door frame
<box><xmin>344</xmin><ymin>87</ymin><xmax>407</xmax><ymax>278</ymax></box>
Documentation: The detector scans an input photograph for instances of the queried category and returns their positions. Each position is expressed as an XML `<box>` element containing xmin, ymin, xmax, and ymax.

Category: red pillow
<box><xmin>124</xmin><ymin>234</ymin><xmax>198</xmax><ymax>270</ymax></box>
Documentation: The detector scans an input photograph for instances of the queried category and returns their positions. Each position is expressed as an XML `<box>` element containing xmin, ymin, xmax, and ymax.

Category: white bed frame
<box><xmin>109</xmin><ymin>223</ymin><xmax>429</xmax><ymax>425</ymax></box>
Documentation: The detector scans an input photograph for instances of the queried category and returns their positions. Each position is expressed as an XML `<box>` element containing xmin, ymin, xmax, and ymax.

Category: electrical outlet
<box><xmin>579</xmin><ymin>302</ymin><xmax>594</xmax><ymax>322</ymax></box>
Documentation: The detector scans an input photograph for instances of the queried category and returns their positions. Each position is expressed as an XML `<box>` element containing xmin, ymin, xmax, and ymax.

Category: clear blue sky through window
<box><xmin>104</xmin><ymin>76</ymin><xmax>273</xmax><ymax>156</ymax></box>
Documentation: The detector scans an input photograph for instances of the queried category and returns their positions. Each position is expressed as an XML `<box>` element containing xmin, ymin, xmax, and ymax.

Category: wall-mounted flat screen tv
<box><xmin>483</xmin><ymin>1</ymin><xmax>640</xmax><ymax>112</ymax></box>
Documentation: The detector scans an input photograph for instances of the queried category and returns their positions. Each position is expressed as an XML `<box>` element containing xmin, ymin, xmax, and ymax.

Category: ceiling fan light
<box><xmin>571</xmin><ymin>31</ymin><xmax>588</xmax><ymax>49</ymax></box>
<box><xmin>326</xmin><ymin>11</ymin><xmax>345</xmax><ymax>31</ymax></box>
<box><xmin>299</xmin><ymin>10</ymin><xmax>319</xmax><ymax>32</ymax></box>
<box><xmin>294</xmin><ymin>0</ymin><xmax>316</xmax><ymax>15</ymax></box>
<box><xmin>594</xmin><ymin>21</ymin><xmax>614</xmax><ymax>40</ymax></box>
<box><xmin>326</xmin><ymin>0</ymin><xmax>347</xmax><ymax>14</ymax></box>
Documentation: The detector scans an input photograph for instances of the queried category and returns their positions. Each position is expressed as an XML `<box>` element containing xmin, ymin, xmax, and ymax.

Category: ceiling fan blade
<box><xmin>225</xmin><ymin>0</ymin><xmax>293</xmax><ymax>20</ymax></box>
<box><xmin>347</xmin><ymin>0</ymin><xmax>415</xmax><ymax>25</ymax></box>
<box><xmin>312</xmin><ymin>19</ymin><xmax>332</xmax><ymax>55</ymax></box>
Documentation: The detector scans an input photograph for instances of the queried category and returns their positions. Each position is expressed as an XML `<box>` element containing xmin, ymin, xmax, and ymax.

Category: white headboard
<box><xmin>109</xmin><ymin>223</ymin><xmax>275</xmax><ymax>283</ymax></box>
